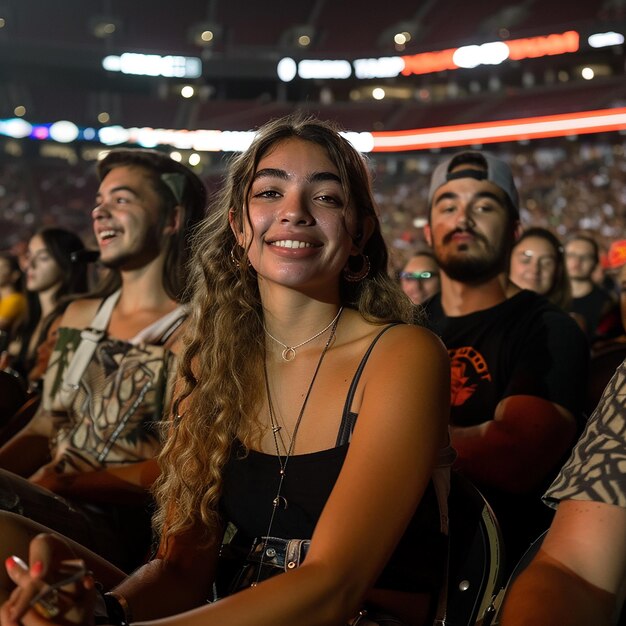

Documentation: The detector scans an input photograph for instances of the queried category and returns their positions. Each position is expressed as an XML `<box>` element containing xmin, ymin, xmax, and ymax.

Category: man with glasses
<box><xmin>399</xmin><ymin>251</ymin><xmax>441</xmax><ymax>305</ymax></box>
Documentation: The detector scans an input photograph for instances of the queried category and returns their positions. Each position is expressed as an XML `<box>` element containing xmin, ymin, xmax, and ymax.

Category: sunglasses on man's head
<box><xmin>399</xmin><ymin>271</ymin><xmax>439</xmax><ymax>280</ymax></box>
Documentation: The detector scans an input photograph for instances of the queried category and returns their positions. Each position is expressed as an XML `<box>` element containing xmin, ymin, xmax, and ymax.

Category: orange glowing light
<box><xmin>371</xmin><ymin>107</ymin><xmax>626</xmax><ymax>152</ymax></box>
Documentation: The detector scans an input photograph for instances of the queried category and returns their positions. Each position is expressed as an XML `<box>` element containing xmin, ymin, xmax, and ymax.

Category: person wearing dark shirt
<box><xmin>423</xmin><ymin>150</ymin><xmax>589</xmax><ymax>568</ymax></box>
<box><xmin>565</xmin><ymin>232</ymin><xmax>618</xmax><ymax>343</ymax></box>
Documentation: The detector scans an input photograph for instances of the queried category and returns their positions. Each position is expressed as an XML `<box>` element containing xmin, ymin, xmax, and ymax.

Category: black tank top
<box><xmin>220</xmin><ymin>324</ymin><xmax>445</xmax><ymax>592</ymax></box>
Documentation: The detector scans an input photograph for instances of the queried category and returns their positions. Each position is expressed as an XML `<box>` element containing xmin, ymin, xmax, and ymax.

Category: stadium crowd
<box><xmin>1</xmin><ymin>135</ymin><xmax>626</xmax><ymax>271</ymax></box>
<box><xmin>0</xmin><ymin>126</ymin><xmax>625</xmax><ymax>625</ymax></box>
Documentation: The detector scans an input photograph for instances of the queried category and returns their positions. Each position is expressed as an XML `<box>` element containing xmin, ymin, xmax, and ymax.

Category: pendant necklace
<box><xmin>263</xmin><ymin>307</ymin><xmax>343</xmax><ymax>362</ymax></box>
<box><xmin>252</xmin><ymin>307</ymin><xmax>343</xmax><ymax>585</ymax></box>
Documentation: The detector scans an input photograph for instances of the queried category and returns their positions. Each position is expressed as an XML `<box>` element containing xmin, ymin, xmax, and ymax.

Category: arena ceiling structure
<box><xmin>0</xmin><ymin>0</ymin><xmax>625</xmax><ymax>157</ymax></box>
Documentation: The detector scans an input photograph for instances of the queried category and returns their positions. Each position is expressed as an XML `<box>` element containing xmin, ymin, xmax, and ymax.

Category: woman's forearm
<box><xmin>111</xmin><ymin>558</ymin><xmax>214</xmax><ymax>621</ymax></box>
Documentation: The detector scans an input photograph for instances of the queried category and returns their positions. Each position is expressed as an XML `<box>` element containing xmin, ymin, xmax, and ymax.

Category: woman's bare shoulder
<box><xmin>59</xmin><ymin>297</ymin><xmax>102</xmax><ymax>330</ymax></box>
<box><xmin>366</xmin><ymin>321</ymin><xmax>446</xmax><ymax>356</ymax></box>
<box><xmin>355</xmin><ymin>323</ymin><xmax>448</xmax><ymax>393</ymax></box>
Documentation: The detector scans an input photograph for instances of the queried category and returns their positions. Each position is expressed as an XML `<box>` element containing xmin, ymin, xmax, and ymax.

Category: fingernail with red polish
<box><xmin>30</xmin><ymin>560</ymin><xmax>43</xmax><ymax>577</ymax></box>
<box><xmin>5</xmin><ymin>556</ymin><xmax>16</xmax><ymax>570</ymax></box>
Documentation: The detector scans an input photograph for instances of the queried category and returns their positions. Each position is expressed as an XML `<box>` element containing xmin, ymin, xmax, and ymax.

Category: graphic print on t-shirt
<box><xmin>449</xmin><ymin>346</ymin><xmax>492</xmax><ymax>406</ymax></box>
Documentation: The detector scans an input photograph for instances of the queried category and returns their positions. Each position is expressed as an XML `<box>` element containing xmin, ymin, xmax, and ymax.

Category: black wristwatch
<box><xmin>95</xmin><ymin>592</ymin><xmax>131</xmax><ymax>626</ymax></box>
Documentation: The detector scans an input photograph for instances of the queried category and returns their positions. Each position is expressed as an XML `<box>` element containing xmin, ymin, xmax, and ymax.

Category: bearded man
<box><xmin>422</xmin><ymin>151</ymin><xmax>588</xmax><ymax>569</ymax></box>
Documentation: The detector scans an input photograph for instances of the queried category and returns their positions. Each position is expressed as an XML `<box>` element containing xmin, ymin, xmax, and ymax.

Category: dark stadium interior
<box><xmin>0</xmin><ymin>0</ymin><xmax>625</xmax><ymax>259</ymax></box>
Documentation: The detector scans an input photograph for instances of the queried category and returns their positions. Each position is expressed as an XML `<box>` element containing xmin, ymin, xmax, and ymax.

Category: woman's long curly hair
<box><xmin>153</xmin><ymin>114</ymin><xmax>417</xmax><ymax>545</ymax></box>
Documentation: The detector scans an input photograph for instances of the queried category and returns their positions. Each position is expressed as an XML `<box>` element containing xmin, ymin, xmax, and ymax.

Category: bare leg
<box><xmin>0</xmin><ymin>511</ymin><xmax>126</xmax><ymax>603</ymax></box>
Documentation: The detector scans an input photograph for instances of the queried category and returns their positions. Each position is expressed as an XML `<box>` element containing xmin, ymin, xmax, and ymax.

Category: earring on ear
<box><xmin>230</xmin><ymin>244</ymin><xmax>253</xmax><ymax>273</ymax></box>
<box><xmin>343</xmin><ymin>253</ymin><xmax>370</xmax><ymax>282</ymax></box>
<box><xmin>230</xmin><ymin>245</ymin><xmax>243</xmax><ymax>269</ymax></box>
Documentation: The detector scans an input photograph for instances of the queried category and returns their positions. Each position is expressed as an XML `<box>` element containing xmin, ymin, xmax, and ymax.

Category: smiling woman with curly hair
<box><xmin>0</xmin><ymin>115</ymin><xmax>451</xmax><ymax>626</ymax></box>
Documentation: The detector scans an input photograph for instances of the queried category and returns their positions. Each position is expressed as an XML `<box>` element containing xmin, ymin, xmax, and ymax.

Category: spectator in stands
<box><xmin>508</xmin><ymin>227</ymin><xmax>571</xmax><ymax>310</ymax></box>
<box><xmin>2</xmin><ymin>228</ymin><xmax>89</xmax><ymax>392</ymax></box>
<box><xmin>588</xmin><ymin>239</ymin><xmax>626</xmax><ymax>352</ymax></box>
<box><xmin>565</xmin><ymin>232</ymin><xmax>618</xmax><ymax>343</ymax></box>
<box><xmin>500</xmin><ymin>358</ymin><xmax>626</xmax><ymax>626</ymax></box>
<box><xmin>0</xmin><ymin>254</ymin><xmax>26</xmax><ymax>334</ymax></box>
<box><xmin>582</xmin><ymin>239</ymin><xmax>626</xmax><ymax>413</ymax></box>
<box><xmin>399</xmin><ymin>250</ymin><xmax>441</xmax><ymax>305</ymax></box>
<box><xmin>0</xmin><ymin>149</ymin><xmax>206</xmax><ymax>571</ymax></box>
<box><xmin>423</xmin><ymin>150</ymin><xmax>589</xmax><ymax>568</ymax></box>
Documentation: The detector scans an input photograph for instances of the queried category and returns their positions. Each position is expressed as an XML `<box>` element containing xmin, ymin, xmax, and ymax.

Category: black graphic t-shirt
<box><xmin>424</xmin><ymin>290</ymin><xmax>588</xmax><ymax>430</ymax></box>
<box><xmin>424</xmin><ymin>290</ymin><xmax>589</xmax><ymax>568</ymax></box>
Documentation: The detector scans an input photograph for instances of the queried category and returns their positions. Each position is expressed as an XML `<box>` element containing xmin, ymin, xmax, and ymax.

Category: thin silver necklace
<box><xmin>252</xmin><ymin>309</ymin><xmax>342</xmax><ymax>586</ymax></box>
<box><xmin>263</xmin><ymin>307</ymin><xmax>343</xmax><ymax>362</ymax></box>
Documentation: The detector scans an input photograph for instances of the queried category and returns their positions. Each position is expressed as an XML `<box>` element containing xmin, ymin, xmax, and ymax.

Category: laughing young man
<box><xmin>0</xmin><ymin>149</ymin><xmax>206</xmax><ymax>571</ymax></box>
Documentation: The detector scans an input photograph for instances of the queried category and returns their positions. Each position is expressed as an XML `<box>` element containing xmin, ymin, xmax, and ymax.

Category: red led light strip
<box><xmin>399</xmin><ymin>31</ymin><xmax>580</xmax><ymax>76</ymax></box>
<box><xmin>371</xmin><ymin>107</ymin><xmax>626</xmax><ymax>152</ymax></box>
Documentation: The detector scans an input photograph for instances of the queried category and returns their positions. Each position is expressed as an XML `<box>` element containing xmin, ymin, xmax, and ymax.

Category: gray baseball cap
<box><xmin>428</xmin><ymin>151</ymin><xmax>519</xmax><ymax>216</ymax></box>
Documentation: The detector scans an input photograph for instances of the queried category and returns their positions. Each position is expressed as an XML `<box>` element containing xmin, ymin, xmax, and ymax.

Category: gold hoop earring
<box><xmin>230</xmin><ymin>245</ymin><xmax>255</xmax><ymax>275</ymax></box>
<box><xmin>343</xmin><ymin>254</ymin><xmax>370</xmax><ymax>282</ymax></box>
<box><xmin>230</xmin><ymin>245</ymin><xmax>242</xmax><ymax>268</ymax></box>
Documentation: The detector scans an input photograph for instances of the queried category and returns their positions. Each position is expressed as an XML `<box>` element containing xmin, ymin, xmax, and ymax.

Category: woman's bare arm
<box><xmin>500</xmin><ymin>499</ymin><xmax>626</xmax><ymax>626</ymax></box>
<box><xmin>135</xmin><ymin>324</ymin><xmax>449</xmax><ymax>626</ymax></box>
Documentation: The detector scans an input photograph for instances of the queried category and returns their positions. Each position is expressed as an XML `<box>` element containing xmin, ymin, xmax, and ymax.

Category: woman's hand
<box><xmin>0</xmin><ymin>534</ymin><xmax>96</xmax><ymax>626</ymax></box>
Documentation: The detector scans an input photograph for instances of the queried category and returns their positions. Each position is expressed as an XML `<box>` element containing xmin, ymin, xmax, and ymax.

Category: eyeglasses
<box><xmin>399</xmin><ymin>271</ymin><xmax>439</xmax><ymax>281</ymax></box>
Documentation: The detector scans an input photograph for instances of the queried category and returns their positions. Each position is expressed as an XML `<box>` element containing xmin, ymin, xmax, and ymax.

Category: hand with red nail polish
<box><xmin>1</xmin><ymin>536</ymin><xmax>95</xmax><ymax>626</ymax></box>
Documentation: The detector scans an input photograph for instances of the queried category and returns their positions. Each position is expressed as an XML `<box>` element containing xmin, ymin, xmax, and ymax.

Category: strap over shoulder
<box><xmin>335</xmin><ymin>323</ymin><xmax>402</xmax><ymax>446</ymax></box>
<box><xmin>129</xmin><ymin>304</ymin><xmax>188</xmax><ymax>346</ymax></box>
<box><xmin>60</xmin><ymin>291</ymin><xmax>121</xmax><ymax>400</ymax></box>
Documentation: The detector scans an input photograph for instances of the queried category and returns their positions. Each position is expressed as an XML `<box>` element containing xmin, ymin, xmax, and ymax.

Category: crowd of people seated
<box><xmin>0</xmin><ymin>121</ymin><xmax>624</xmax><ymax>625</ymax></box>
<box><xmin>1</xmin><ymin>136</ymin><xmax>626</xmax><ymax>273</ymax></box>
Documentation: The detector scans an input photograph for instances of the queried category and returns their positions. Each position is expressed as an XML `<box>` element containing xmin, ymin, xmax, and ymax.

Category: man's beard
<box><xmin>438</xmin><ymin>254</ymin><xmax>505</xmax><ymax>282</ymax></box>
<box><xmin>434</xmin><ymin>229</ymin><xmax>510</xmax><ymax>283</ymax></box>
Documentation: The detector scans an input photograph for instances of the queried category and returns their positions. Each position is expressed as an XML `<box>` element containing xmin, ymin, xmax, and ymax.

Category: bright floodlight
<box><xmin>0</xmin><ymin>118</ymin><xmax>32</xmax><ymax>138</ymax></box>
<box><xmin>103</xmin><ymin>53</ymin><xmax>202</xmax><ymax>78</ymax></box>
<box><xmin>49</xmin><ymin>121</ymin><xmax>80</xmax><ymax>143</ymax></box>
<box><xmin>454</xmin><ymin>41</ymin><xmax>510</xmax><ymax>68</ymax></box>
<box><xmin>277</xmin><ymin>57</ymin><xmax>298</xmax><ymax>82</ymax></box>
<box><xmin>588</xmin><ymin>31</ymin><xmax>624</xmax><ymax>48</ymax></box>
<box><xmin>581</xmin><ymin>67</ymin><xmax>595</xmax><ymax>80</ymax></box>
<box><xmin>372</xmin><ymin>87</ymin><xmax>386</xmax><ymax>100</ymax></box>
